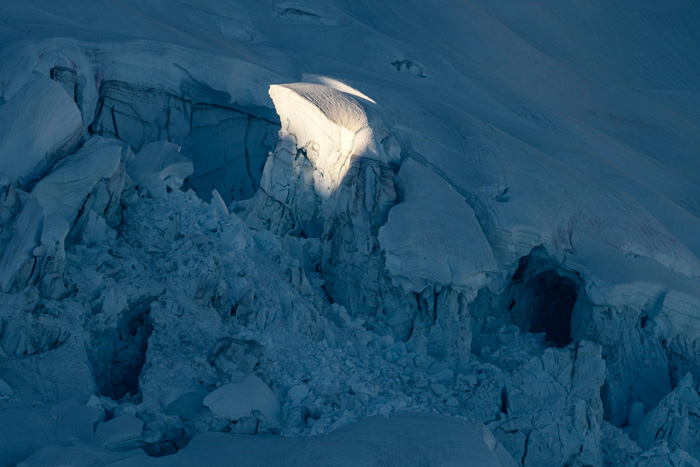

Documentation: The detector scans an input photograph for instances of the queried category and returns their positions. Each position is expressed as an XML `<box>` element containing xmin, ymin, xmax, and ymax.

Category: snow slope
<box><xmin>19</xmin><ymin>414</ymin><xmax>518</xmax><ymax>467</ymax></box>
<box><xmin>1</xmin><ymin>0</ymin><xmax>700</xmax><ymax>465</ymax></box>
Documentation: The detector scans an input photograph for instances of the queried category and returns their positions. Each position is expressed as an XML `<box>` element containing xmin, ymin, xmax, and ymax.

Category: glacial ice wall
<box><xmin>1</xmin><ymin>0</ymin><xmax>700</xmax><ymax>466</ymax></box>
<box><xmin>90</xmin><ymin>79</ymin><xmax>279</xmax><ymax>203</ymax></box>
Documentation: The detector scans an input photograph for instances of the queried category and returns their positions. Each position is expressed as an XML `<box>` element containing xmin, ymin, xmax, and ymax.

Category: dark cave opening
<box><xmin>93</xmin><ymin>303</ymin><xmax>153</xmax><ymax>401</ymax></box>
<box><xmin>507</xmin><ymin>254</ymin><xmax>580</xmax><ymax>349</ymax></box>
<box><xmin>524</xmin><ymin>271</ymin><xmax>577</xmax><ymax>348</ymax></box>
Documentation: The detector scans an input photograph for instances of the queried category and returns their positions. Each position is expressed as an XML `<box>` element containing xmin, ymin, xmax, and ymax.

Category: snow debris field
<box><xmin>1</xmin><ymin>0</ymin><xmax>700</xmax><ymax>465</ymax></box>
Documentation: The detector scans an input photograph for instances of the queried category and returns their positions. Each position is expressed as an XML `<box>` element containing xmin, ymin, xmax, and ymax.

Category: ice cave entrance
<box><xmin>508</xmin><ymin>260</ymin><xmax>579</xmax><ymax>348</ymax></box>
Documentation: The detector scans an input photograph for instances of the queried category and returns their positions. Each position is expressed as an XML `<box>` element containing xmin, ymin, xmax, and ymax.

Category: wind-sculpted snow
<box><xmin>379</xmin><ymin>158</ymin><xmax>496</xmax><ymax>295</ymax></box>
<box><xmin>31</xmin><ymin>137</ymin><xmax>122</xmax><ymax>224</ymax></box>
<box><xmin>126</xmin><ymin>141</ymin><xmax>193</xmax><ymax>199</ymax></box>
<box><xmin>2</xmin><ymin>0</ymin><xmax>700</xmax><ymax>465</ymax></box>
<box><xmin>262</xmin><ymin>82</ymin><xmax>401</xmax><ymax>198</ymax></box>
<box><xmin>0</xmin><ymin>77</ymin><xmax>82</xmax><ymax>186</ymax></box>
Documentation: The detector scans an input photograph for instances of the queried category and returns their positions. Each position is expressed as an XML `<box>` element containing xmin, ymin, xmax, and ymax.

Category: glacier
<box><xmin>1</xmin><ymin>0</ymin><xmax>700</xmax><ymax>465</ymax></box>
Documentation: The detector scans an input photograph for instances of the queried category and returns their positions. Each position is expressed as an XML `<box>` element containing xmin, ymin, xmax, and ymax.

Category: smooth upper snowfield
<box><xmin>1</xmin><ymin>0</ymin><xmax>700</xmax><ymax>466</ymax></box>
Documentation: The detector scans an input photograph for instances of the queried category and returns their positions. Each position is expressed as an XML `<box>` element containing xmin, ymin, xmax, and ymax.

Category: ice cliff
<box><xmin>1</xmin><ymin>0</ymin><xmax>700</xmax><ymax>466</ymax></box>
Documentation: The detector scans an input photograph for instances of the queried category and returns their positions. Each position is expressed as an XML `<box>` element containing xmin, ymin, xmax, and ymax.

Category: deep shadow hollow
<box><xmin>508</xmin><ymin>257</ymin><xmax>579</xmax><ymax>348</ymax></box>
<box><xmin>525</xmin><ymin>271</ymin><xmax>577</xmax><ymax>347</ymax></box>
<box><xmin>92</xmin><ymin>302</ymin><xmax>153</xmax><ymax>400</ymax></box>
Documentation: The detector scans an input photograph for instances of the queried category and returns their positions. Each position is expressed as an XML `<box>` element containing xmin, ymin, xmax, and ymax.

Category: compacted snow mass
<box><xmin>1</xmin><ymin>1</ymin><xmax>700</xmax><ymax>466</ymax></box>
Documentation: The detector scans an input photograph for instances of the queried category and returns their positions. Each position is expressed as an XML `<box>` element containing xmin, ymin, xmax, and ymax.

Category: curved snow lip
<box><xmin>268</xmin><ymin>83</ymin><xmax>401</xmax><ymax>196</ymax></box>
<box><xmin>0</xmin><ymin>38</ymin><xmax>285</xmax><ymax>129</ymax></box>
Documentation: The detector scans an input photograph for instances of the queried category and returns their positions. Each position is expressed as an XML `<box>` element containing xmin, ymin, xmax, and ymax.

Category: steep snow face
<box><xmin>379</xmin><ymin>158</ymin><xmax>496</xmax><ymax>294</ymax></box>
<box><xmin>247</xmin><ymin>83</ymin><xmax>404</xmax><ymax>329</ymax></box>
<box><xmin>1</xmin><ymin>0</ymin><xmax>700</xmax><ymax>466</ymax></box>
<box><xmin>247</xmin><ymin>83</ymin><xmax>480</xmax><ymax>374</ymax></box>
<box><xmin>0</xmin><ymin>77</ymin><xmax>83</xmax><ymax>186</ymax></box>
<box><xmin>31</xmin><ymin>137</ymin><xmax>122</xmax><ymax>224</ymax></box>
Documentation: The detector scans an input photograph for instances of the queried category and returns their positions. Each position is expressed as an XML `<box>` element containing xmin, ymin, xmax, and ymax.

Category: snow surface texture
<box><xmin>1</xmin><ymin>0</ymin><xmax>700</xmax><ymax>465</ymax></box>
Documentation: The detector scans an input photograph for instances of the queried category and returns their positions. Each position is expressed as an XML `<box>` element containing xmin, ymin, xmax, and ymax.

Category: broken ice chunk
<box><xmin>31</xmin><ymin>136</ymin><xmax>122</xmax><ymax>224</ymax></box>
<box><xmin>289</xmin><ymin>384</ymin><xmax>309</xmax><ymax>403</ymax></box>
<box><xmin>81</xmin><ymin>210</ymin><xmax>117</xmax><ymax>246</ymax></box>
<box><xmin>203</xmin><ymin>374</ymin><xmax>281</xmax><ymax>430</ymax></box>
<box><xmin>126</xmin><ymin>141</ymin><xmax>194</xmax><ymax>198</ymax></box>
<box><xmin>211</xmin><ymin>189</ymin><xmax>230</xmax><ymax>217</ymax></box>
<box><xmin>631</xmin><ymin>372</ymin><xmax>700</xmax><ymax>459</ymax></box>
